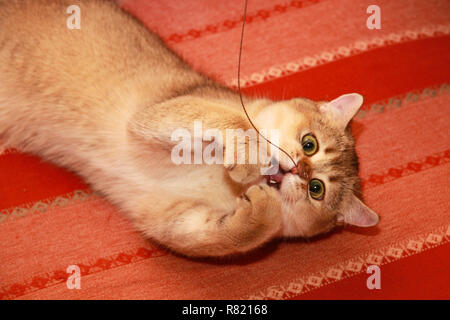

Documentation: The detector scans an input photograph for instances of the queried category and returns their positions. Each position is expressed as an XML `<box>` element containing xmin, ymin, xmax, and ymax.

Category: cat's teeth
<box><xmin>267</xmin><ymin>179</ymin><xmax>280</xmax><ymax>190</ymax></box>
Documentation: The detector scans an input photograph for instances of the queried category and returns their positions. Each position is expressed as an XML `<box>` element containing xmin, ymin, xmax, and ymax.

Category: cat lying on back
<box><xmin>0</xmin><ymin>0</ymin><xmax>378</xmax><ymax>257</ymax></box>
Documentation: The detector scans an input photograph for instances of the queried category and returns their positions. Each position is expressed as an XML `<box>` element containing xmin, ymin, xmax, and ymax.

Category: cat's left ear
<box><xmin>319</xmin><ymin>93</ymin><xmax>364</xmax><ymax>128</ymax></box>
<box><xmin>337</xmin><ymin>195</ymin><xmax>379</xmax><ymax>227</ymax></box>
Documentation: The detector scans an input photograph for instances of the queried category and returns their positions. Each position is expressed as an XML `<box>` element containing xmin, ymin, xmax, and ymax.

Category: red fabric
<box><xmin>245</xmin><ymin>36</ymin><xmax>450</xmax><ymax>104</ymax></box>
<box><xmin>297</xmin><ymin>242</ymin><xmax>450</xmax><ymax>300</ymax></box>
<box><xmin>1</xmin><ymin>0</ymin><xmax>449</xmax><ymax>299</ymax></box>
<box><xmin>0</xmin><ymin>153</ymin><xmax>88</xmax><ymax>209</ymax></box>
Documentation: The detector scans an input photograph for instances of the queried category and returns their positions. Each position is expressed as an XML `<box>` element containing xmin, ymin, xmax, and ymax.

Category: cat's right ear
<box><xmin>337</xmin><ymin>195</ymin><xmax>379</xmax><ymax>227</ymax></box>
<box><xmin>319</xmin><ymin>93</ymin><xmax>364</xmax><ymax>129</ymax></box>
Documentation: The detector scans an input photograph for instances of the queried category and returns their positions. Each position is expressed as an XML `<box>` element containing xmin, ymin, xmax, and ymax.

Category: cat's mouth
<box><xmin>266</xmin><ymin>167</ymin><xmax>286</xmax><ymax>190</ymax></box>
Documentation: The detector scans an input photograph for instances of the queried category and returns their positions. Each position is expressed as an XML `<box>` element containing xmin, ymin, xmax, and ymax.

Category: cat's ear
<box><xmin>337</xmin><ymin>195</ymin><xmax>379</xmax><ymax>227</ymax></box>
<box><xmin>319</xmin><ymin>93</ymin><xmax>363</xmax><ymax>128</ymax></box>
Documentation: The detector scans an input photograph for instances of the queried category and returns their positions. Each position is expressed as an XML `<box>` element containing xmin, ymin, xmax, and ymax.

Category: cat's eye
<box><xmin>309</xmin><ymin>179</ymin><xmax>325</xmax><ymax>200</ymax></box>
<box><xmin>301</xmin><ymin>134</ymin><xmax>318</xmax><ymax>156</ymax></box>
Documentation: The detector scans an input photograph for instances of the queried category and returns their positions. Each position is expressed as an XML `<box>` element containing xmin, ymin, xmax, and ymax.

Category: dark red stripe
<box><xmin>0</xmin><ymin>153</ymin><xmax>88</xmax><ymax>209</ymax></box>
<box><xmin>294</xmin><ymin>241</ymin><xmax>450</xmax><ymax>299</ymax></box>
<box><xmin>244</xmin><ymin>36</ymin><xmax>450</xmax><ymax>104</ymax></box>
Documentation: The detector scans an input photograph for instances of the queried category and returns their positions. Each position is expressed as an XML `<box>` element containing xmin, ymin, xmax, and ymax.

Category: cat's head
<box><xmin>255</xmin><ymin>93</ymin><xmax>379</xmax><ymax>238</ymax></box>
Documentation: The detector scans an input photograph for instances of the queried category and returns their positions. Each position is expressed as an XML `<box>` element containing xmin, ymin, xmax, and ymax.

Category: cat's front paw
<box><xmin>228</xmin><ymin>183</ymin><xmax>282</xmax><ymax>251</ymax></box>
<box><xmin>225</xmin><ymin>163</ymin><xmax>261</xmax><ymax>184</ymax></box>
<box><xmin>241</xmin><ymin>183</ymin><xmax>282</xmax><ymax>226</ymax></box>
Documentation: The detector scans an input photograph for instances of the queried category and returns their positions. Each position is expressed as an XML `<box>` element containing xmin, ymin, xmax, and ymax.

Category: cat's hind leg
<box><xmin>134</xmin><ymin>183</ymin><xmax>282</xmax><ymax>257</ymax></box>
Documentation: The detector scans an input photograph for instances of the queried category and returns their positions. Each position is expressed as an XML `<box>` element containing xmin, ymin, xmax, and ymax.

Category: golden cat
<box><xmin>0</xmin><ymin>0</ymin><xmax>379</xmax><ymax>257</ymax></box>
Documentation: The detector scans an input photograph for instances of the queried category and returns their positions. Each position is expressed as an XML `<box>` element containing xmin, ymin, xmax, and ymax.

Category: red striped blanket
<box><xmin>1</xmin><ymin>0</ymin><xmax>449</xmax><ymax>299</ymax></box>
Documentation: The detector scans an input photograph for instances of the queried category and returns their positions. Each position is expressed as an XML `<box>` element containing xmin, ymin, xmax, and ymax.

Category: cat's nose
<box><xmin>291</xmin><ymin>161</ymin><xmax>311</xmax><ymax>180</ymax></box>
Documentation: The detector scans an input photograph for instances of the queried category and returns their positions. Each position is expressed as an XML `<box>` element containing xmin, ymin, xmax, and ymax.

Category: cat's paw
<box><xmin>241</xmin><ymin>183</ymin><xmax>282</xmax><ymax>225</ymax></box>
<box><xmin>225</xmin><ymin>163</ymin><xmax>261</xmax><ymax>185</ymax></box>
<box><xmin>228</xmin><ymin>183</ymin><xmax>282</xmax><ymax>251</ymax></box>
